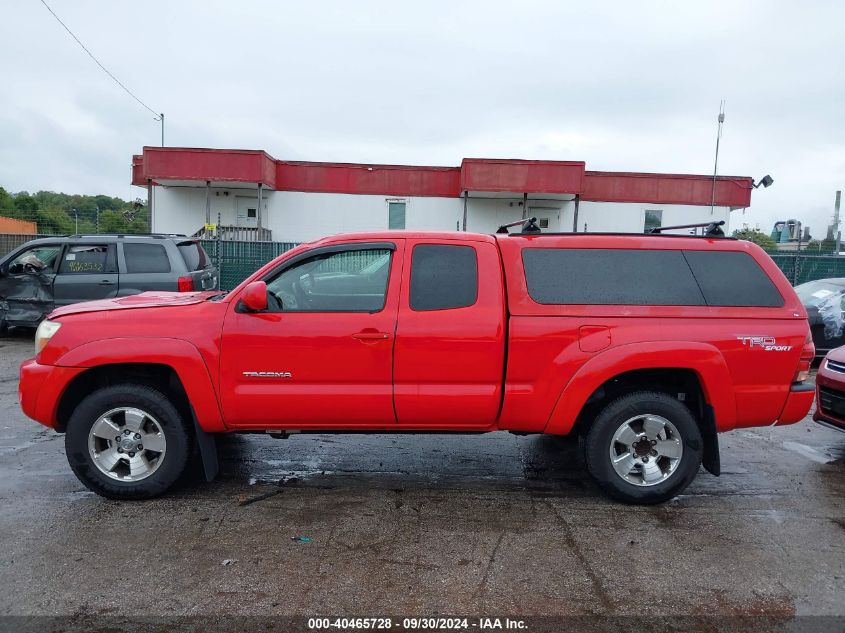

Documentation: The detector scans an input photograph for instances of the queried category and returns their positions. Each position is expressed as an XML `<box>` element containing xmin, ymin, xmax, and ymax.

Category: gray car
<box><xmin>0</xmin><ymin>234</ymin><xmax>216</xmax><ymax>333</ymax></box>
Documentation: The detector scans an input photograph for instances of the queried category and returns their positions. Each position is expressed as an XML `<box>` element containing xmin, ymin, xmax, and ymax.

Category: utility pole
<box><xmin>72</xmin><ymin>208</ymin><xmax>78</xmax><ymax>234</ymax></box>
<box><xmin>710</xmin><ymin>100</ymin><xmax>725</xmax><ymax>216</ymax></box>
<box><xmin>835</xmin><ymin>190</ymin><xmax>842</xmax><ymax>254</ymax></box>
<box><xmin>158</xmin><ymin>113</ymin><xmax>165</xmax><ymax>146</ymax></box>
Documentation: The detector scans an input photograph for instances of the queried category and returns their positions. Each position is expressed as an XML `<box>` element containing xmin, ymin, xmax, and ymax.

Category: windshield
<box><xmin>794</xmin><ymin>280</ymin><xmax>845</xmax><ymax>307</ymax></box>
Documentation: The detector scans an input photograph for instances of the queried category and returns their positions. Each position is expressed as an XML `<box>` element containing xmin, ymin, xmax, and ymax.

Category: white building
<box><xmin>132</xmin><ymin>148</ymin><xmax>754</xmax><ymax>242</ymax></box>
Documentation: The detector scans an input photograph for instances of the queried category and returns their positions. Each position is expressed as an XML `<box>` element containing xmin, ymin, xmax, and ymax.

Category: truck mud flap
<box><xmin>191</xmin><ymin>405</ymin><xmax>219</xmax><ymax>482</ymax></box>
<box><xmin>701</xmin><ymin>404</ymin><xmax>721</xmax><ymax>476</ymax></box>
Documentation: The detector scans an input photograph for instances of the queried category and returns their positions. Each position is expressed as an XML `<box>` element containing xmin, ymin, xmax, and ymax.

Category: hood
<box><xmin>825</xmin><ymin>345</ymin><xmax>845</xmax><ymax>364</ymax></box>
<box><xmin>49</xmin><ymin>291</ymin><xmax>221</xmax><ymax>319</ymax></box>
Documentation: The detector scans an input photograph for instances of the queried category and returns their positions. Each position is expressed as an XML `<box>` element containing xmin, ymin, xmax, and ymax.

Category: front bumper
<box><xmin>814</xmin><ymin>366</ymin><xmax>845</xmax><ymax>432</ymax></box>
<box><xmin>19</xmin><ymin>358</ymin><xmax>86</xmax><ymax>430</ymax></box>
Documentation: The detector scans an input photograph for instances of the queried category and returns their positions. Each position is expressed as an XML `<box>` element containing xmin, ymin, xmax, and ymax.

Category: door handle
<box><xmin>99</xmin><ymin>280</ymin><xmax>115</xmax><ymax>286</ymax></box>
<box><xmin>352</xmin><ymin>331</ymin><xmax>390</xmax><ymax>341</ymax></box>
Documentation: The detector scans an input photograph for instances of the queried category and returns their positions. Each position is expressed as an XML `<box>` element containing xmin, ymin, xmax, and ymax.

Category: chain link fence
<box><xmin>199</xmin><ymin>240</ymin><xmax>300</xmax><ymax>291</ymax></box>
<box><xmin>4</xmin><ymin>232</ymin><xmax>845</xmax><ymax>292</ymax></box>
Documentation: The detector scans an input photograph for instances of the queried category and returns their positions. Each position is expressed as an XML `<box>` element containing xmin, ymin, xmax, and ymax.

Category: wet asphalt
<box><xmin>0</xmin><ymin>331</ymin><xmax>843</xmax><ymax>627</ymax></box>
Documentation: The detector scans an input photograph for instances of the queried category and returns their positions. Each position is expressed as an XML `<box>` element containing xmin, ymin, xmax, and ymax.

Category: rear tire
<box><xmin>65</xmin><ymin>384</ymin><xmax>191</xmax><ymax>500</ymax></box>
<box><xmin>584</xmin><ymin>391</ymin><xmax>703</xmax><ymax>504</ymax></box>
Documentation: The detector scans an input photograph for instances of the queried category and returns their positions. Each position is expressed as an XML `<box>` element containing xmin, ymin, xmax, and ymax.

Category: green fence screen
<box><xmin>200</xmin><ymin>240</ymin><xmax>300</xmax><ymax>291</ymax></box>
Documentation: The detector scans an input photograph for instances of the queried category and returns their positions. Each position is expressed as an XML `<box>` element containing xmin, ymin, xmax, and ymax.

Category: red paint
<box><xmin>19</xmin><ymin>230</ymin><xmax>811</xmax><ymax>443</ymax></box>
<box><xmin>392</xmin><ymin>236</ymin><xmax>506</xmax><ymax>427</ymax></box>
<box><xmin>240</xmin><ymin>281</ymin><xmax>268</xmax><ymax>311</ymax></box>
<box><xmin>460</xmin><ymin>158</ymin><xmax>585</xmax><ymax>194</ymax></box>
<box><xmin>218</xmin><ymin>239</ymin><xmax>406</xmax><ymax>428</ymax></box>
<box><xmin>583</xmin><ymin>171</ymin><xmax>753</xmax><ymax>207</ymax></box>
<box><xmin>277</xmin><ymin>161</ymin><xmax>461</xmax><ymax>198</ymax></box>
<box><xmin>813</xmin><ymin>346</ymin><xmax>845</xmax><ymax>431</ymax></box>
<box><xmin>131</xmin><ymin>147</ymin><xmax>752</xmax><ymax>207</ymax></box>
<box><xmin>134</xmin><ymin>147</ymin><xmax>277</xmax><ymax>188</ymax></box>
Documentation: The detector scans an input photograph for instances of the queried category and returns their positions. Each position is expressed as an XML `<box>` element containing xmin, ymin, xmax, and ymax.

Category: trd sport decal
<box><xmin>736</xmin><ymin>336</ymin><xmax>792</xmax><ymax>352</ymax></box>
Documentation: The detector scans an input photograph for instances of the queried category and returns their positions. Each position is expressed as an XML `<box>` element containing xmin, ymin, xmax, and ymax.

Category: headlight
<box><xmin>35</xmin><ymin>319</ymin><xmax>61</xmax><ymax>355</ymax></box>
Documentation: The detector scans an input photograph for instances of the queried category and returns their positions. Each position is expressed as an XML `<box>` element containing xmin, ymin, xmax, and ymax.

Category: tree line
<box><xmin>0</xmin><ymin>186</ymin><xmax>149</xmax><ymax>235</ymax></box>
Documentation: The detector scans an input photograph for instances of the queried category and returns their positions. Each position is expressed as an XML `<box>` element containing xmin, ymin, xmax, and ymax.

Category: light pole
<box><xmin>95</xmin><ymin>204</ymin><xmax>100</xmax><ymax>233</ymax></box>
<box><xmin>72</xmin><ymin>208</ymin><xmax>78</xmax><ymax>234</ymax></box>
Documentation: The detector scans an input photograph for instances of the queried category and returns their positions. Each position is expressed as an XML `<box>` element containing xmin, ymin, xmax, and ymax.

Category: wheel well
<box><xmin>573</xmin><ymin>368</ymin><xmax>706</xmax><ymax>435</ymax></box>
<box><xmin>572</xmin><ymin>367</ymin><xmax>719</xmax><ymax>475</ymax></box>
<box><xmin>56</xmin><ymin>363</ymin><xmax>192</xmax><ymax>432</ymax></box>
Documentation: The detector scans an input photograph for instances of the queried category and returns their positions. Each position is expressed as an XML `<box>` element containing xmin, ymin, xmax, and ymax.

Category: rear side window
<box><xmin>522</xmin><ymin>248</ymin><xmax>784</xmax><ymax>307</ymax></box>
<box><xmin>522</xmin><ymin>249</ymin><xmax>704</xmax><ymax>305</ymax></box>
<box><xmin>177</xmin><ymin>241</ymin><xmax>210</xmax><ymax>271</ymax></box>
<box><xmin>410</xmin><ymin>244</ymin><xmax>478</xmax><ymax>311</ymax></box>
<box><xmin>123</xmin><ymin>243</ymin><xmax>171</xmax><ymax>274</ymax></box>
<box><xmin>684</xmin><ymin>251</ymin><xmax>784</xmax><ymax>307</ymax></box>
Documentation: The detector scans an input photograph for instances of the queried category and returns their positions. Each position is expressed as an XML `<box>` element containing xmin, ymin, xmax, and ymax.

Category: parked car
<box><xmin>814</xmin><ymin>346</ymin><xmax>845</xmax><ymax>432</ymax></box>
<box><xmin>793</xmin><ymin>278</ymin><xmax>845</xmax><ymax>358</ymax></box>
<box><xmin>18</xmin><ymin>225</ymin><xmax>815</xmax><ymax>504</ymax></box>
<box><xmin>0</xmin><ymin>234</ymin><xmax>216</xmax><ymax>334</ymax></box>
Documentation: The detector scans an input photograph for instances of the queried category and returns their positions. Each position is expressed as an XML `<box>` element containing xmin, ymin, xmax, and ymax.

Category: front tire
<box><xmin>584</xmin><ymin>391</ymin><xmax>703</xmax><ymax>504</ymax></box>
<box><xmin>65</xmin><ymin>384</ymin><xmax>191</xmax><ymax>499</ymax></box>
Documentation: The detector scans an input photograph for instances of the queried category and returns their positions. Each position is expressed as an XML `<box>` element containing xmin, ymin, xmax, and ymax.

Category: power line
<box><xmin>38</xmin><ymin>0</ymin><xmax>163</xmax><ymax>131</ymax></box>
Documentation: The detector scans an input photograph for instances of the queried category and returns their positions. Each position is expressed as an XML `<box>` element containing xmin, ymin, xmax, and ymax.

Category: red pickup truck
<box><xmin>19</xmin><ymin>227</ymin><xmax>816</xmax><ymax>503</ymax></box>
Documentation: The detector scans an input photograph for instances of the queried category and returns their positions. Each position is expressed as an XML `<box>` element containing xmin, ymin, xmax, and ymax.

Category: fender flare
<box><xmin>543</xmin><ymin>341</ymin><xmax>737</xmax><ymax>435</ymax></box>
<box><xmin>55</xmin><ymin>337</ymin><xmax>226</xmax><ymax>433</ymax></box>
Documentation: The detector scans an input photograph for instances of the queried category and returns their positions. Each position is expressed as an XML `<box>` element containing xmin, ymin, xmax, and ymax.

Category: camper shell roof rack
<box><xmin>496</xmin><ymin>218</ymin><xmax>731</xmax><ymax>239</ymax></box>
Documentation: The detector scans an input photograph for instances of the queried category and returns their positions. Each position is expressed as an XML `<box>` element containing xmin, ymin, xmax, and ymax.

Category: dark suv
<box><xmin>0</xmin><ymin>234</ymin><xmax>216</xmax><ymax>333</ymax></box>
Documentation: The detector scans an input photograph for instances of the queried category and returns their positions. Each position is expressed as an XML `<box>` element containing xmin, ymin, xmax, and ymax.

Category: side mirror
<box><xmin>240</xmin><ymin>281</ymin><xmax>268</xmax><ymax>312</ymax></box>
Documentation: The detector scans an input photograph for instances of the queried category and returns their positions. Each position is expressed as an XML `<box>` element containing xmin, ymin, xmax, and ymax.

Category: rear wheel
<box><xmin>584</xmin><ymin>391</ymin><xmax>703</xmax><ymax>504</ymax></box>
<box><xmin>65</xmin><ymin>384</ymin><xmax>190</xmax><ymax>499</ymax></box>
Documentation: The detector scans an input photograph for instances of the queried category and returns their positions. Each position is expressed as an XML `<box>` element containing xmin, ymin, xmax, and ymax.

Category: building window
<box><xmin>388</xmin><ymin>200</ymin><xmax>406</xmax><ymax>229</ymax></box>
<box><xmin>538</xmin><ymin>218</ymin><xmax>550</xmax><ymax>229</ymax></box>
<box><xmin>644</xmin><ymin>210</ymin><xmax>663</xmax><ymax>233</ymax></box>
<box><xmin>247</xmin><ymin>208</ymin><xmax>257</xmax><ymax>219</ymax></box>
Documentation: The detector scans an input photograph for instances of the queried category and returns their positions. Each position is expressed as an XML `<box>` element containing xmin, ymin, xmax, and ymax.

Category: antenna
<box><xmin>710</xmin><ymin>100</ymin><xmax>725</xmax><ymax>216</ymax></box>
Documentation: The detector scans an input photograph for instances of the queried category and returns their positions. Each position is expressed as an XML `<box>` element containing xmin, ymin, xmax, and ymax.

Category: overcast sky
<box><xmin>1</xmin><ymin>0</ymin><xmax>843</xmax><ymax>236</ymax></box>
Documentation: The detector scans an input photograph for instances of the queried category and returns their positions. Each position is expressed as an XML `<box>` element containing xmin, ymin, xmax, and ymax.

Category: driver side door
<box><xmin>219</xmin><ymin>240</ymin><xmax>404</xmax><ymax>429</ymax></box>
<box><xmin>0</xmin><ymin>242</ymin><xmax>63</xmax><ymax>326</ymax></box>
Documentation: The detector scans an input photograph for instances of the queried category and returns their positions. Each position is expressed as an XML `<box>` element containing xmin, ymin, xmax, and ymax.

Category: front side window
<box><xmin>58</xmin><ymin>245</ymin><xmax>114</xmax><ymax>275</ymax></box>
<box><xmin>266</xmin><ymin>247</ymin><xmax>392</xmax><ymax>312</ymax></box>
<box><xmin>7</xmin><ymin>245</ymin><xmax>62</xmax><ymax>274</ymax></box>
<box><xmin>410</xmin><ymin>244</ymin><xmax>478</xmax><ymax>311</ymax></box>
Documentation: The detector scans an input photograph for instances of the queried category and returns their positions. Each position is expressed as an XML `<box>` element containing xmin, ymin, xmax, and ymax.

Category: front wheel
<box><xmin>584</xmin><ymin>391</ymin><xmax>703</xmax><ymax>504</ymax></box>
<box><xmin>65</xmin><ymin>384</ymin><xmax>191</xmax><ymax>499</ymax></box>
